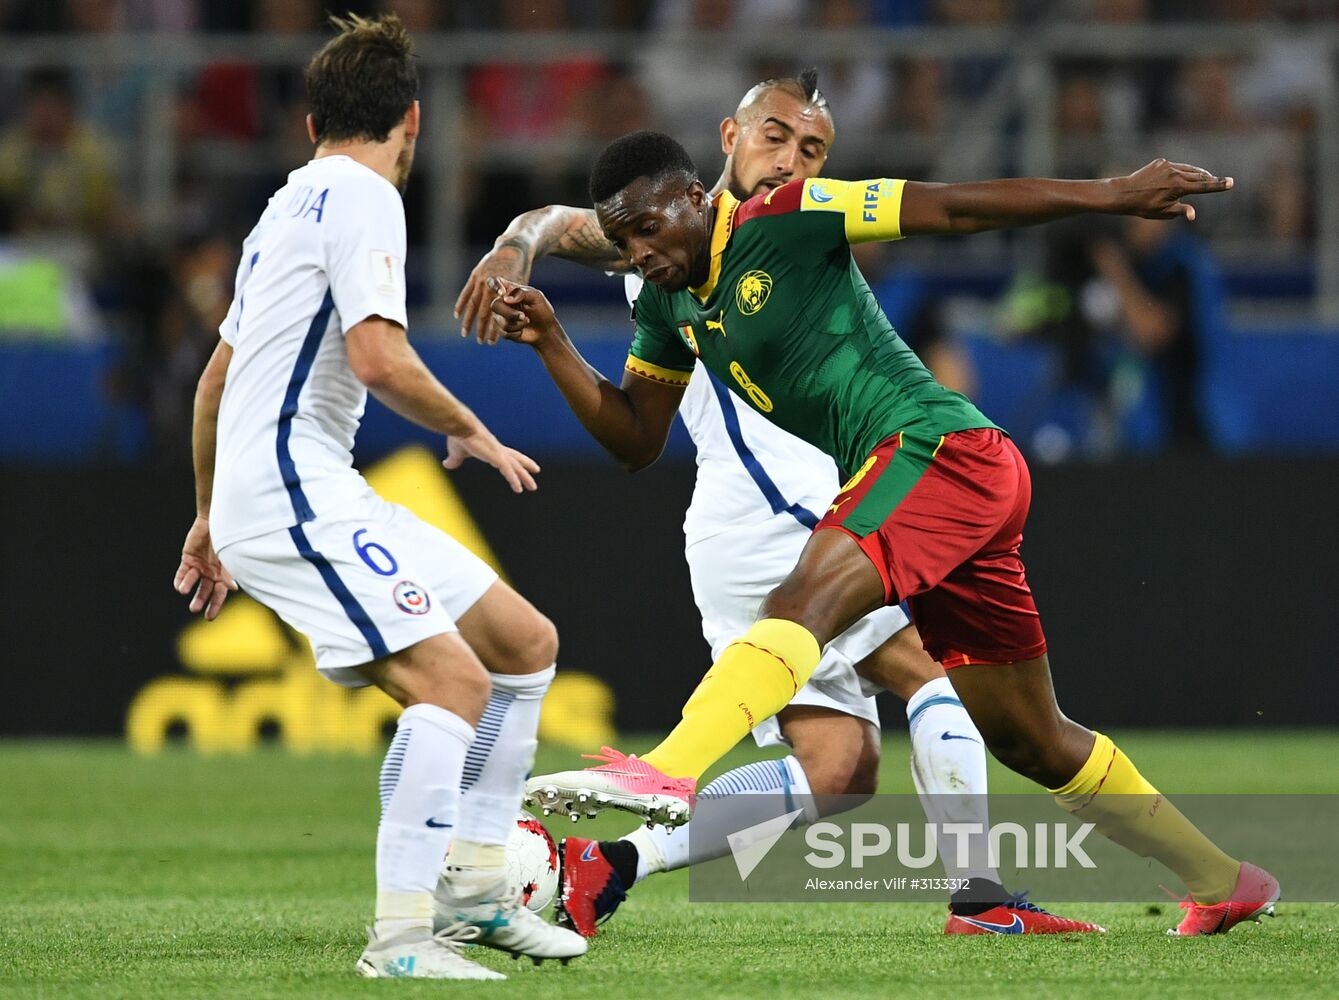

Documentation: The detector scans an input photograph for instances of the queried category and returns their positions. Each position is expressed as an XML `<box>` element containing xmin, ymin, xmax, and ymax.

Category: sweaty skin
<box><xmin>596</xmin><ymin>178</ymin><xmax>715</xmax><ymax>293</ymax></box>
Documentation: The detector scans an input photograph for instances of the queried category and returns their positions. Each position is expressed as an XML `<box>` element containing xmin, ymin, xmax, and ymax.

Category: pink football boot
<box><xmin>1169</xmin><ymin>862</ymin><xmax>1280</xmax><ymax>936</ymax></box>
<box><xmin>524</xmin><ymin>746</ymin><xmax>696</xmax><ymax>828</ymax></box>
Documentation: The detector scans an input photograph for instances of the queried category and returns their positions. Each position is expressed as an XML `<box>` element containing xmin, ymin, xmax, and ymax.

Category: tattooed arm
<box><xmin>455</xmin><ymin>205</ymin><xmax>630</xmax><ymax>343</ymax></box>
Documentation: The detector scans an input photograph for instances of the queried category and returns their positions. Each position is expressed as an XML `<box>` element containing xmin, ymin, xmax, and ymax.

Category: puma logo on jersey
<box><xmin>829</xmin><ymin>496</ymin><xmax>853</xmax><ymax>514</ymax></box>
<box><xmin>706</xmin><ymin>311</ymin><xmax>727</xmax><ymax>337</ymax></box>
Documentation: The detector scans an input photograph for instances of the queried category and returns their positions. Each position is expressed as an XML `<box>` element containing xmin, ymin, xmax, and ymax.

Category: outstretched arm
<box><xmin>455</xmin><ymin>205</ymin><xmax>631</xmax><ymax>343</ymax></box>
<box><xmin>488</xmin><ymin>277</ymin><xmax>684</xmax><ymax>472</ymax></box>
<box><xmin>899</xmin><ymin>158</ymin><xmax>1232</xmax><ymax>235</ymax></box>
<box><xmin>346</xmin><ymin>315</ymin><xmax>540</xmax><ymax>492</ymax></box>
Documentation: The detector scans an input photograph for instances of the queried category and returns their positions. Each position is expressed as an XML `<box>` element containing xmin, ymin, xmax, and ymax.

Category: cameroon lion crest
<box><xmin>735</xmin><ymin>270</ymin><xmax>773</xmax><ymax>315</ymax></box>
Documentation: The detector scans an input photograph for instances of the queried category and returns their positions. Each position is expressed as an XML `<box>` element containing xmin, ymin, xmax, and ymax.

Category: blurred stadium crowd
<box><xmin>1</xmin><ymin>0</ymin><xmax>1337</xmax><ymax>463</ymax></box>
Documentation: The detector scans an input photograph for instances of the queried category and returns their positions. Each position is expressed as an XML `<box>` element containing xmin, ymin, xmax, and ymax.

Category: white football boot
<box><xmin>433</xmin><ymin>870</ymin><xmax>588</xmax><ymax>964</ymax></box>
<box><xmin>354</xmin><ymin>924</ymin><xmax>505</xmax><ymax>980</ymax></box>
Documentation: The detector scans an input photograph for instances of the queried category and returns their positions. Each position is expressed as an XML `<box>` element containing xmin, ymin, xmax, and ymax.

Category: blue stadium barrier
<box><xmin>0</xmin><ymin>339</ymin><xmax>146</xmax><ymax>461</ymax></box>
<box><xmin>876</xmin><ymin>251</ymin><xmax>1339</xmax><ymax>454</ymax></box>
<box><xmin>957</xmin><ymin>335</ymin><xmax>1061</xmax><ymax>442</ymax></box>
<box><xmin>1202</xmin><ymin>328</ymin><xmax>1339</xmax><ymax>451</ymax></box>
<box><xmin>1163</xmin><ymin>241</ymin><xmax>1339</xmax><ymax>452</ymax></box>
<box><xmin>954</xmin><ymin>322</ymin><xmax>1339</xmax><ymax>454</ymax></box>
<box><xmin>0</xmin><ymin>317</ymin><xmax>1335</xmax><ymax>461</ymax></box>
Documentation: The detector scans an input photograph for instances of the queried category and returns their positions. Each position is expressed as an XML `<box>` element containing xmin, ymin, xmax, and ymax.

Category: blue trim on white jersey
<box><xmin>907</xmin><ymin>694</ymin><xmax>965</xmax><ymax>730</ymax></box>
<box><xmin>289</xmin><ymin>523</ymin><xmax>390</xmax><ymax>660</ymax></box>
<box><xmin>275</xmin><ymin>288</ymin><xmax>335</xmax><ymax>523</ymax></box>
<box><xmin>236</xmin><ymin>251</ymin><xmax>260</xmax><ymax>330</ymax></box>
<box><xmin>706</xmin><ymin>370</ymin><xmax>821</xmax><ymax>529</ymax></box>
<box><xmin>275</xmin><ymin>288</ymin><xmax>387</xmax><ymax>660</ymax></box>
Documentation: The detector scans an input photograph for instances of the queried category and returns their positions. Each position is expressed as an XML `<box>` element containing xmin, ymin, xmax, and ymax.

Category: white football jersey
<box><xmin>624</xmin><ymin>274</ymin><xmax>840</xmax><ymax>544</ymax></box>
<box><xmin>211</xmin><ymin>156</ymin><xmax>408</xmax><ymax>549</ymax></box>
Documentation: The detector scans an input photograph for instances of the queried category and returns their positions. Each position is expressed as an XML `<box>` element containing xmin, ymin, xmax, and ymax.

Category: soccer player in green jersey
<box><xmin>463</xmin><ymin>71</ymin><xmax>1052</xmax><ymax>937</ymax></box>
<box><xmin>491</xmin><ymin>132</ymin><xmax>1279</xmax><ymax>935</ymax></box>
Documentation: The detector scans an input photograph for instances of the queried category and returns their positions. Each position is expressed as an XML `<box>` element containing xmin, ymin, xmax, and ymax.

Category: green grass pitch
<box><xmin>3</xmin><ymin>731</ymin><xmax>1337</xmax><ymax>999</ymax></box>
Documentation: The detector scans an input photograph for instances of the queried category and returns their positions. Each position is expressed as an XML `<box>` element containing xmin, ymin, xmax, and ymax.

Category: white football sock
<box><xmin>453</xmin><ymin>665</ymin><xmax>554</xmax><ymax>855</ymax></box>
<box><xmin>622</xmin><ymin>755</ymin><xmax>817</xmax><ymax>883</ymax></box>
<box><xmin>375</xmin><ymin>703</ymin><xmax>474</xmax><ymax>936</ymax></box>
<box><xmin>905</xmin><ymin>677</ymin><xmax>999</xmax><ymax>884</ymax></box>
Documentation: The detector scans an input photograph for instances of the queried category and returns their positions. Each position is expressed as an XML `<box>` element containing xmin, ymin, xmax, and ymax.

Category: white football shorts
<box><xmin>218</xmin><ymin>494</ymin><xmax>498</xmax><ymax>686</ymax></box>
<box><xmin>684</xmin><ymin>514</ymin><xmax>910</xmax><ymax>749</ymax></box>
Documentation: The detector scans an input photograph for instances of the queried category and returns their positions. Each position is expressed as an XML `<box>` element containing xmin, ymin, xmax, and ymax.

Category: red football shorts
<box><xmin>815</xmin><ymin>427</ymin><xmax>1047</xmax><ymax>668</ymax></box>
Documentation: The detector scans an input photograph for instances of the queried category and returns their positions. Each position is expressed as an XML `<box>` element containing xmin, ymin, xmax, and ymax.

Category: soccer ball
<box><xmin>506</xmin><ymin>811</ymin><xmax>560</xmax><ymax>912</ymax></box>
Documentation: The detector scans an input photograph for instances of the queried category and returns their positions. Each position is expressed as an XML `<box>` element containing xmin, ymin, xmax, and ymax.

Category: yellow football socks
<box><xmin>640</xmin><ymin>618</ymin><xmax>822</xmax><ymax>781</ymax></box>
<box><xmin>1049</xmin><ymin>731</ymin><xmax>1241</xmax><ymax>903</ymax></box>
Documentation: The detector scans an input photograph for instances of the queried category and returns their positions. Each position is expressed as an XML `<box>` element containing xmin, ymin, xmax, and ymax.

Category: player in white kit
<box><xmin>171</xmin><ymin>14</ymin><xmax>584</xmax><ymax>979</ymax></box>
<box><xmin>456</xmin><ymin>71</ymin><xmax>999</xmax><ymax>937</ymax></box>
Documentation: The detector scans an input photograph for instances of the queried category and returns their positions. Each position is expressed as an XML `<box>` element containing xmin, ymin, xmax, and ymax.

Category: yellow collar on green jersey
<box><xmin>689</xmin><ymin>190</ymin><xmax>740</xmax><ymax>303</ymax></box>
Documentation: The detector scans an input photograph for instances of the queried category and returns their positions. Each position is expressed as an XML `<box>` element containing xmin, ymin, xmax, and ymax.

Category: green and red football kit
<box><xmin>627</xmin><ymin>177</ymin><xmax>1046</xmax><ymax>667</ymax></box>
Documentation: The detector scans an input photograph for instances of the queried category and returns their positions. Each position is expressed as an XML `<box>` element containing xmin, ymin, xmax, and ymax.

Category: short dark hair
<box><xmin>305</xmin><ymin>13</ymin><xmax>418</xmax><ymax>145</ymax></box>
<box><xmin>589</xmin><ymin>131</ymin><xmax>699</xmax><ymax>205</ymax></box>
